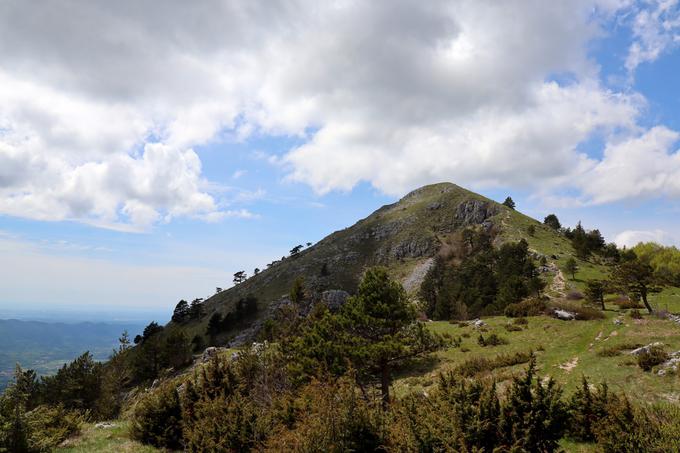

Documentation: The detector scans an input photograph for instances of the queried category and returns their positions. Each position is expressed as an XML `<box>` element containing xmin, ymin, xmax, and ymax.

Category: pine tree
<box><xmin>503</xmin><ymin>196</ymin><xmax>516</xmax><ymax>209</ymax></box>
<box><xmin>543</xmin><ymin>214</ymin><xmax>561</xmax><ymax>230</ymax></box>
<box><xmin>171</xmin><ymin>300</ymin><xmax>190</xmax><ymax>323</ymax></box>
<box><xmin>565</xmin><ymin>257</ymin><xmax>578</xmax><ymax>280</ymax></box>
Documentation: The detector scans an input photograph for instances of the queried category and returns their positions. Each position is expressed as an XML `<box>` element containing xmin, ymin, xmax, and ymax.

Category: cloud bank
<box><xmin>0</xmin><ymin>0</ymin><xmax>678</xmax><ymax>229</ymax></box>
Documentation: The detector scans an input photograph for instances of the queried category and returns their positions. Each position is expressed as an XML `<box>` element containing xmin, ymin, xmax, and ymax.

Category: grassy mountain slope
<box><xmin>187</xmin><ymin>182</ymin><xmax>576</xmax><ymax>341</ymax></box>
<box><xmin>174</xmin><ymin>182</ymin><xmax>625</xmax><ymax>345</ymax></box>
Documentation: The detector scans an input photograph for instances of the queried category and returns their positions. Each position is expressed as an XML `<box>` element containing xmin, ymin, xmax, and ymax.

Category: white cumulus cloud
<box><xmin>0</xmin><ymin>0</ymin><xmax>677</xmax><ymax>230</ymax></box>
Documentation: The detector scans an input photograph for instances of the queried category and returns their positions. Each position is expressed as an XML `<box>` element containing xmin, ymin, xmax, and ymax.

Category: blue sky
<box><xmin>0</xmin><ymin>1</ymin><xmax>678</xmax><ymax>316</ymax></box>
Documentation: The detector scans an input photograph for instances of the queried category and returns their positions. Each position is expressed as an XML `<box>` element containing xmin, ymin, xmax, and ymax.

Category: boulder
<box><xmin>95</xmin><ymin>422</ymin><xmax>116</xmax><ymax>429</ymax></box>
<box><xmin>630</xmin><ymin>342</ymin><xmax>664</xmax><ymax>355</ymax></box>
<box><xmin>554</xmin><ymin>309</ymin><xmax>576</xmax><ymax>321</ymax></box>
<box><xmin>614</xmin><ymin>318</ymin><xmax>624</xmax><ymax>326</ymax></box>
<box><xmin>202</xmin><ymin>346</ymin><xmax>219</xmax><ymax>362</ymax></box>
<box><xmin>470</xmin><ymin>319</ymin><xmax>486</xmax><ymax>328</ymax></box>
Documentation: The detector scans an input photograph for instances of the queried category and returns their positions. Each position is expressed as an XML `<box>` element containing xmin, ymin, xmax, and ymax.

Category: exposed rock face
<box><xmin>657</xmin><ymin>351</ymin><xmax>680</xmax><ymax>376</ymax></box>
<box><xmin>320</xmin><ymin>290</ymin><xmax>350</xmax><ymax>311</ymax></box>
<box><xmin>402</xmin><ymin>258</ymin><xmax>435</xmax><ymax>293</ymax></box>
<box><xmin>454</xmin><ymin>200</ymin><xmax>498</xmax><ymax>227</ymax></box>
<box><xmin>228</xmin><ymin>290</ymin><xmax>351</xmax><ymax>347</ymax></box>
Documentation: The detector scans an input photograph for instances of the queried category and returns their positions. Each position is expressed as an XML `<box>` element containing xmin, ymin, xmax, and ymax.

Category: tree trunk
<box><xmin>600</xmin><ymin>295</ymin><xmax>605</xmax><ymax>311</ymax></box>
<box><xmin>380</xmin><ymin>361</ymin><xmax>390</xmax><ymax>411</ymax></box>
<box><xmin>641</xmin><ymin>290</ymin><xmax>653</xmax><ymax>314</ymax></box>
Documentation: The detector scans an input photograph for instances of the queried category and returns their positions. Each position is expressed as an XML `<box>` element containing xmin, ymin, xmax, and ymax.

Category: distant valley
<box><xmin>0</xmin><ymin>319</ymin><xmax>145</xmax><ymax>390</ymax></box>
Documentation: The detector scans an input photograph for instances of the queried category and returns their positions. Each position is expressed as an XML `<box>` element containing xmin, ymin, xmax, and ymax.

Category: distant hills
<box><xmin>0</xmin><ymin>319</ymin><xmax>145</xmax><ymax>390</ymax></box>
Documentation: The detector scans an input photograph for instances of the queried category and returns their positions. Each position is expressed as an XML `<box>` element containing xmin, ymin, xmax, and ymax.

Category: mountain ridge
<box><xmin>183</xmin><ymin>182</ymin><xmax>569</xmax><ymax>345</ymax></box>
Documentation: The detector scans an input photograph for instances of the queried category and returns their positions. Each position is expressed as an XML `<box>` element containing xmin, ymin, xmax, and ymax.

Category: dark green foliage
<box><xmin>289</xmin><ymin>277</ymin><xmax>305</xmax><ymax>304</ymax></box>
<box><xmin>527</xmin><ymin>224</ymin><xmax>536</xmax><ymax>236</ymax></box>
<box><xmin>265</xmin><ymin>376</ymin><xmax>386</xmax><ymax>452</ymax></box>
<box><xmin>611</xmin><ymin>258</ymin><xmax>665</xmax><ymax>314</ymax></box>
<box><xmin>191</xmin><ymin>334</ymin><xmax>204</xmax><ymax>352</ymax></box>
<box><xmin>498</xmin><ymin>356</ymin><xmax>567</xmax><ymax>452</ymax></box>
<box><xmin>601</xmin><ymin>242</ymin><xmax>621</xmax><ymax>261</ymax></box>
<box><xmin>171</xmin><ymin>300</ymin><xmax>190</xmax><ymax>323</ymax></box>
<box><xmin>504</xmin><ymin>297</ymin><xmax>546</xmax><ymax>317</ymax></box>
<box><xmin>130</xmin><ymin>382</ymin><xmax>183</xmax><ymax>450</ymax></box>
<box><xmin>637</xmin><ymin>346</ymin><xmax>669</xmax><ymax>371</ymax></box>
<box><xmin>233</xmin><ymin>270</ymin><xmax>247</xmax><ymax>285</ymax></box>
<box><xmin>565</xmin><ymin>257</ymin><xmax>578</xmax><ymax>279</ymax></box>
<box><xmin>289</xmin><ymin>267</ymin><xmax>443</xmax><ymax>408</ymax></box>
<box><xmin>390</xmin><ymin>357</ymin><xmax>567</xmax><ymax>452</ymax></box>
<box><xmin>207</xmin><ymin>312</ymin><xmax>222</xmax><ymax>344</ymax></box>
<box><xmin>390</xmin><ymin>374</ymin><xmax>501</xmax><ymax>452</ymax></box>
<box><xmin>420</xmin><ymin>232</ymin><xmax>543</xmax><ymax>320</ymax></box>
<box><xmin>585</xmin><ymin>279</ymin><xmax>607</xmax><ymax>310</ymax></box>
<box><xmin>39</xmin><ymin>352</ymin><xmax>102</xmax><ymax>413</ymax></box>
<box><xmin>205</xmin><ymin>295</ymin><xmax>259</xmax><ymax>344</ymax></box>
<box><xmin>163</xmin><ymin>331</ymin><xmax>193</xmax><ymax>370</ymax></box>
<box><xmin>189</xmin><ymin>298</ymin><xmax>203</xmax><ymax>319</ymax></box>
<box><xmin>567</xmin><ymin>377</ymin><xmax>611</xmax><ymax>442</ymax></box>
<box><xmin>544</xmin><ymin>214</ymin><xmax>561</xmax><ymax>230</ymax></box>
<box><xmin>453</xmin><ymin>352</ymin><xmax>532</xmax><ymax>377</ymax></box>
<box><xmin>503</xmin><ymin>196</ymin><xmax>516</xmax><ymax>209</ymax></box>
<box><xmin>565</xmin><ymin>222</ymin><xmax>605</xmax><ymax>259</ymax></box>
<box><xmin>0</xmin><ymin>366</ymin><xmax>85</xmax><ymax>453</ymax></box>
<box><xmin>141</xmin><ymin>322</ymin><xmax>163</xmax><ymax>342</ymax></box>
<box><xmin>592</xmin><ymin>396</ymin><xmax>654</xmax><ymax>452</ymax></box>
<box><xmin>290</xmin><ymin>244</ymin><xmax>304</xmax><ymax>256</ymax></box>
<box><xmin>477</xmin><ymin>333</ymin><xmax>508</xmax><ymax>347</ymax></box>
<box><xmin>23</xmin><ymin>405</ymin><xmax>84</xmax><ymax>452</ymax></box>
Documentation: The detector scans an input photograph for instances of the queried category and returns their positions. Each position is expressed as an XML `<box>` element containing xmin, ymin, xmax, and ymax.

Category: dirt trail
<box><xmin>549</xmin><ymin>266</ymin><xmax>567</xmax><ymax>298</ymax></box>
<box><xmin>558</xmin><ymin>357</ymin><xmax>579</xmax><ymax>372</ymax></box>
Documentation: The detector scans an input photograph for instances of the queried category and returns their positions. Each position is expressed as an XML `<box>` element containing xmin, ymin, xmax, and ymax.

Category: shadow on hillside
<box><xmin>394</xmin><ymin>355</ymin><xmax>441</xmax><ymax>380</ymax></box>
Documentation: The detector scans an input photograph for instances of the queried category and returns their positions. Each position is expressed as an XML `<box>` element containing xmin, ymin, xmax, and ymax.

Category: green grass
<box><xmin>649</xmin><ymin>286</ymin><xmax>680</xmax><ymax>313</ymax></box>
<box><xmin>395</xmin><ymin>312</ymin><xmax>680</xmax><ymax>404</ymax></box>
<box><xmin>57</xmin><ymin>421</ymin><xmax>158</xmax><ymax>453</ymax></box>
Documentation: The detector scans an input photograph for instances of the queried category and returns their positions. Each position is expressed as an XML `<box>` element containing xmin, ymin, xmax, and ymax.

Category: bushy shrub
<box><xmin>567</xmin><ymin>377</ymin><xmax>611</xmax><ymax>442</ymax></box>
<box><xmin>614</xmin><ymin>296</ymin><xmax>643</xmax><ymax>309</ymax></box>
<box><xmin>629</xmin><ymin>309</ymin><xmax>643</xmax><ymax>319</ymax></box>
<box><xmin>454</xmin><ymin>352</ymin><xmax>532</xmax><ymax>377</ymax></box>
<box><xmin>23</xmin><ymin>405</ymin><xmax>85</xmax><ymax>452</ymax></box>
<box><xmin>637</xmin><ymin>346</ymin><xmax>669</xmax><ymax>371</ymax></box>
<box><xmin>593</xmin><ymin>396</ymin><xmax>656</xmax><ymax>452</ymax></box>
<box><xmin>596</xmin><ymin>342</ymin><xmax>643</xmax><ymax>357</ymax></box>
<box><xmin>513</xmin><ymin>317</ymin><xmax>528</xmax><ymax>326</ymax></box>
<box><xmin>504</xmin><ymin>298</ymin><xmax>547</xmax><ymax>317</ymax></box>
<box><xmin>566</xmin><ymin>290</ymin><xmax>584</xmax><ymax>300</ymax></box>
<box><xmin>550</xmin><ymin>301</ymin><xmax>605</xmax><ymax>320</ymax></box>
<box><xmin>477</xmin><ymin>333</ymin><xmax>508</xmax><ymax>347</ymax></box>
<box><xmin>388</xmin><ymin>374</ymin><xmax>501</xmax><ymax>452</ymax></box>
<box><xmin>504</xmin><ymin>323</ymin><xmax>523</xmax><ymax>332</ymax></box>
<box><xmin>130</xmin><ymin>382</ymin><xmax>183</xmax><ymax>450</ymax></box>
<box><xmin>266</xmin><ymin>377</ymin><xmax>385</xmax><ymax>452</ymax></box>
